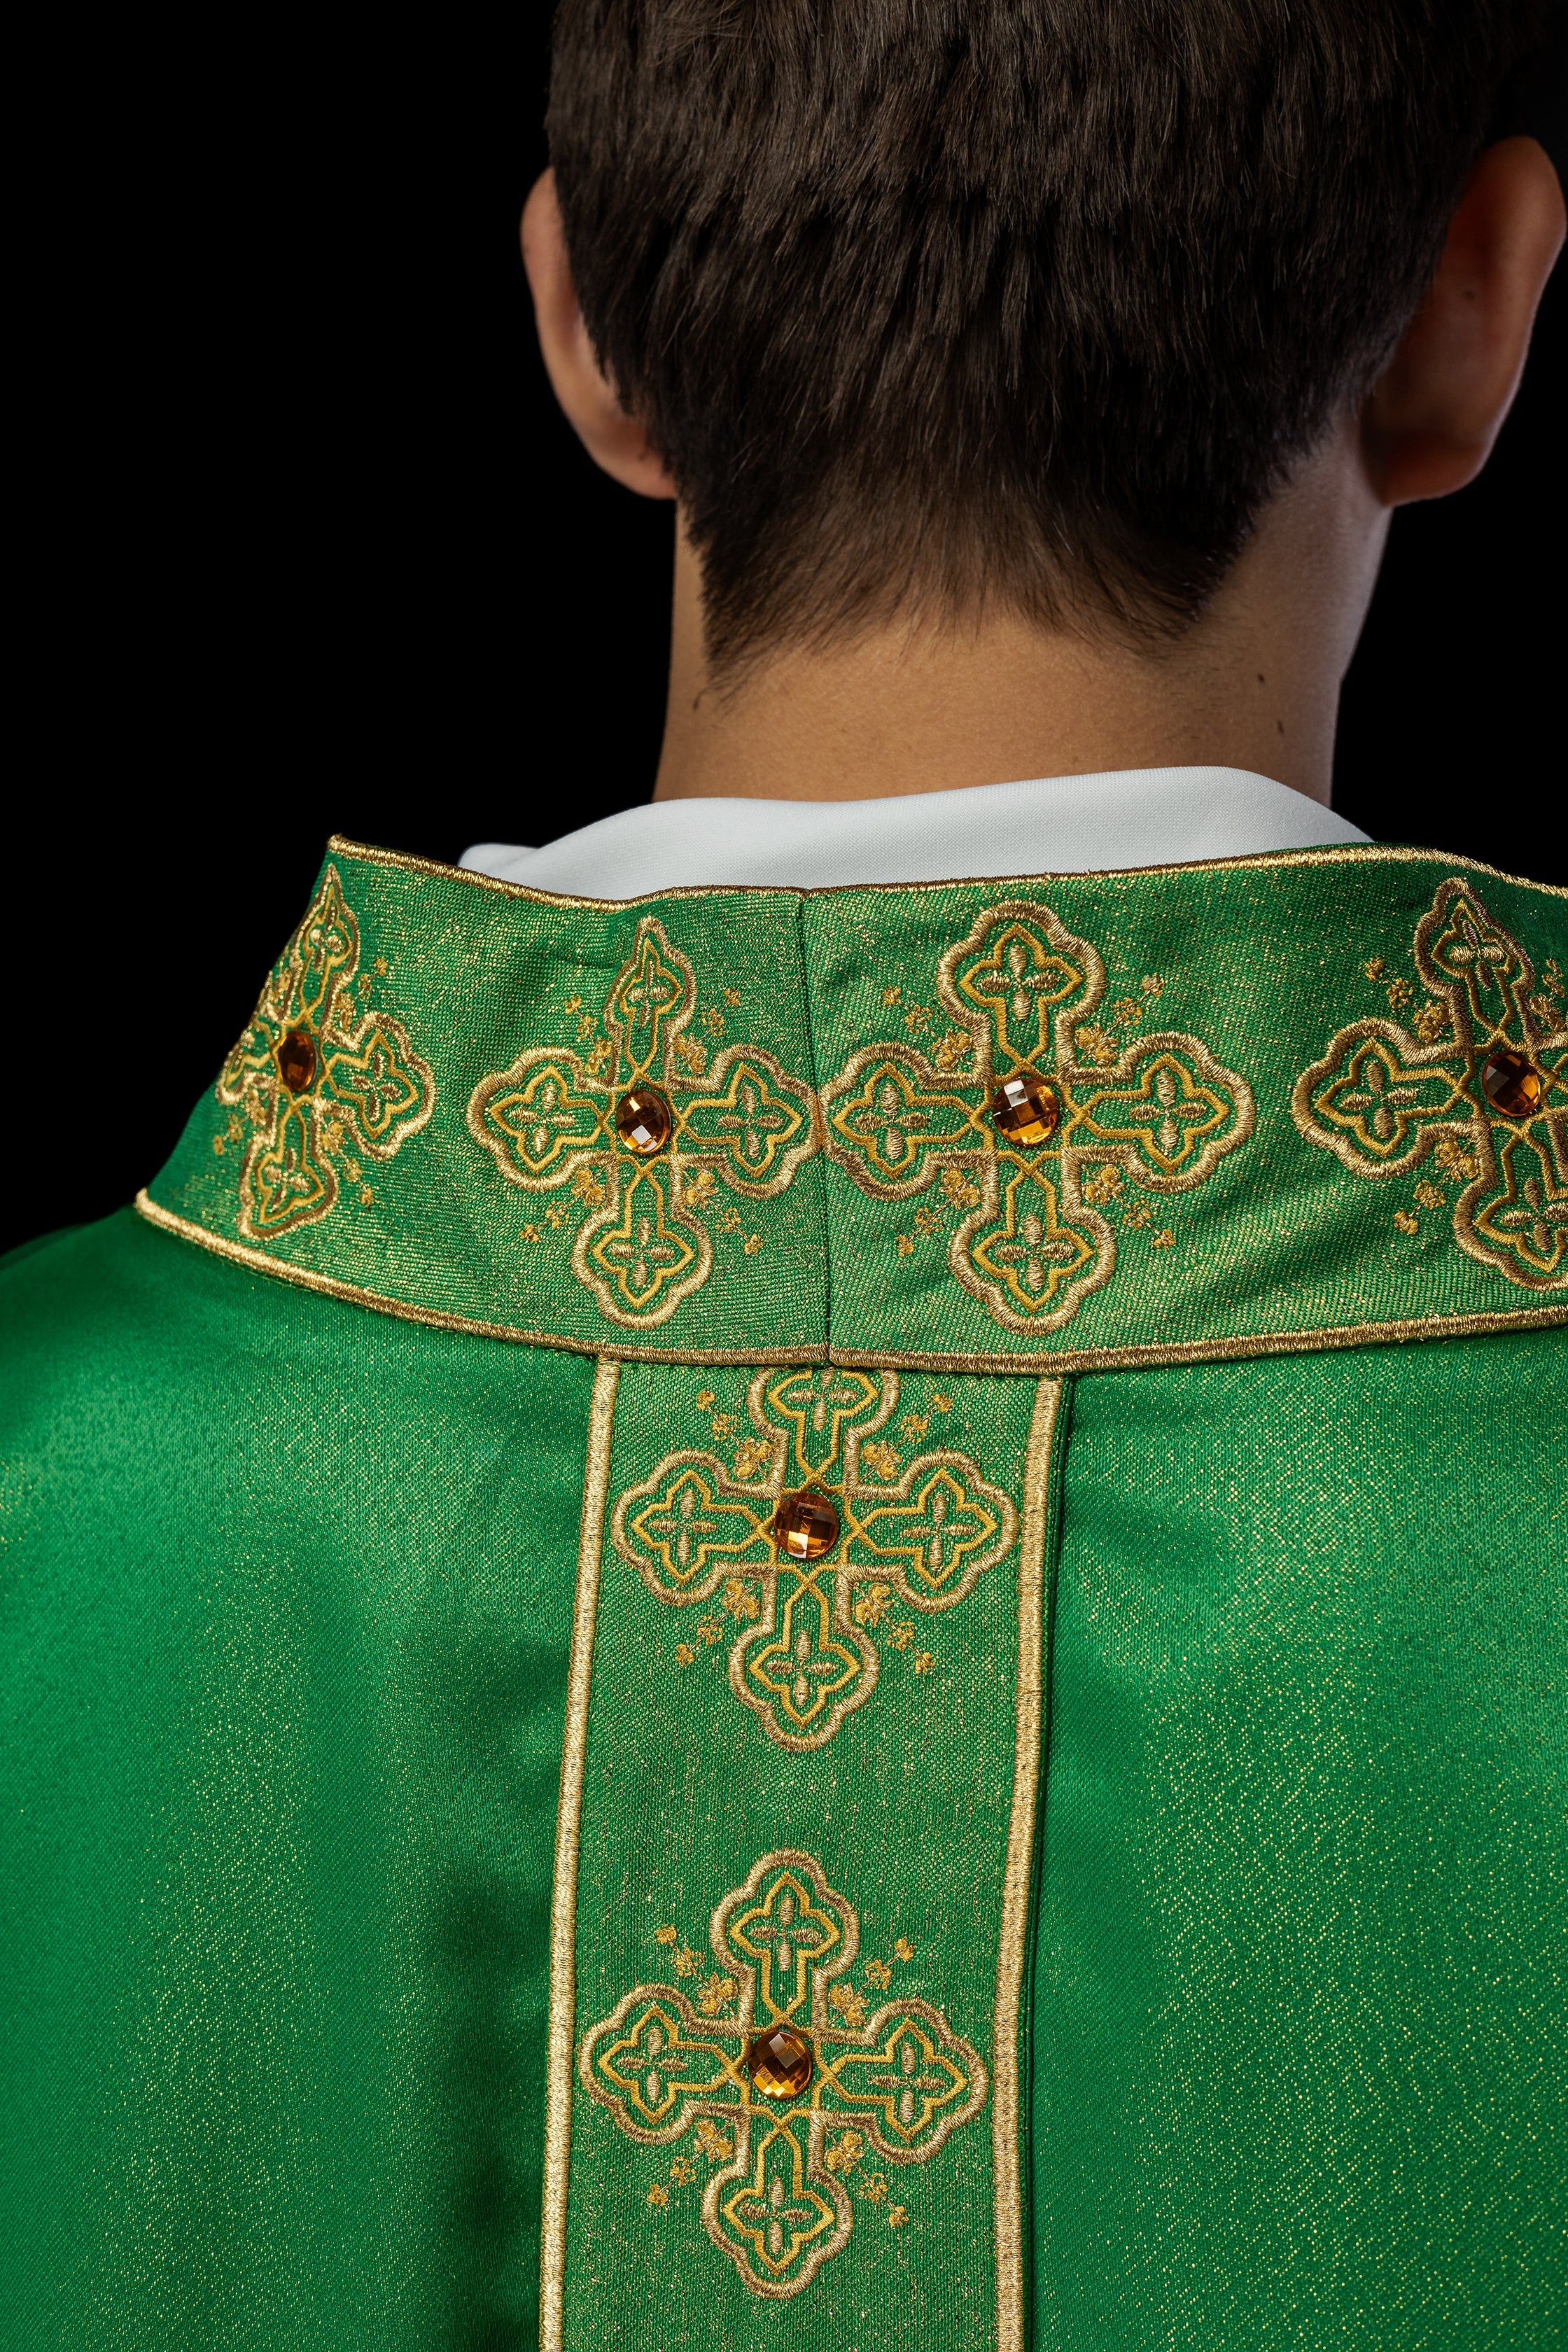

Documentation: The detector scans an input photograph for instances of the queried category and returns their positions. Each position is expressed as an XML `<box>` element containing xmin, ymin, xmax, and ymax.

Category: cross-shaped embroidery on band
<box><xmin>612</xmin><ymin>1368</ymin><xmax>1017</xmax><ymax>1749</ymax></box>
<box><xmin>820</xmin><ymin>899</ymin><xmax>1254</xmax><ymax>1333</ymax></box>
<box><xmin>214</xmin><ymin>865</ymin><xmax>435</xmax><ymax>1240</ymax></box>
<box><xmin>466</xmin><ymin>916</ymin><xmax>818</xmax><ymax>1328</ymax></box>
<box><xmin>578</xmin><ymin>1850</ymin><xmax>987</xmax><ymax>2299</ymax></box>
<box><xmin>1294</xmin><ymin>878</ymin><xmax>1567</xmax><ymax>1289</ymax></box>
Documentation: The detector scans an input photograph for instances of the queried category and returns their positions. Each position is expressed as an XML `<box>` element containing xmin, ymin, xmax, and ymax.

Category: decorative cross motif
<box><xmin>821</xmin><ymin>901</ymin><xmax>1254</xmax><ymax>1333</ymax></box>
<box><xmin>216</xmin><ymin>866</ymin><xmax>435</xmax><ymax>1240</ymax></box>
<box><xmin>612</xmin><ymin>1369</ymin><xmax>1017</xmax><ymax>1749</ymax></box>
<box><xmin>1294</xmin><ymin>880</ymin><xmax>1568</xmax><ymax>1289</ymax></box>
<box><xmin>466</xmin><ymin>916</ymin><xmax>816</xmax><ymax>1328</ymax></box>
<box><xmin>578</xmin><ymin>1851</ymin><xmax>987</xmax><ymax>2299</ymax></box>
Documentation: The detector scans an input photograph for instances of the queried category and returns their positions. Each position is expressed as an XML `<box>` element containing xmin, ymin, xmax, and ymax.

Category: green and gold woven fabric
<box><xmin>139</xmin><ymin>837</ymin><xmax>1568</xmax><ymax>1367</ymax></box>
<box><xmin>2</xmin><ymin>840</ymin><xmax>1564</xmax><ymax>2352</ymax></box>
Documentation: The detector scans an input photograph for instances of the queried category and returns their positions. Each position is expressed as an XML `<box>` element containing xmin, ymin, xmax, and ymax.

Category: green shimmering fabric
<box><xmin>4</xmin><ymin>837</ymin><xmax>1566</xmax><ymax>2351</ymax></box>
<box><xmin>1034</xmin><ymin>1335</ymin><xmax>1567</xmax><ymax>2351</ymax></box>
<box><xmin>1</xmin><ymin>1214</ymin><xmax>594</xmax><ymax>2348</ymax></box>
<box><xmin>141</xmin><ymin>840</ymin><xmax>1568</xmax><ymax>1368</ymax></box>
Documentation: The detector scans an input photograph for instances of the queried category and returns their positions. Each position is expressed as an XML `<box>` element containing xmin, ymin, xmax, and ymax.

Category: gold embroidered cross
<box><xmin>467</xmin><ymin>916</ymin><xmax>816</xmax><ymax>1327</ymax></box>
<box><xmin>820</xmin><ymin>900</ymin><xmax>1254</xmax><ymax>1334</ymax></box>
<box><xmin>216</xmin><ymin>866</ymin><xmax>435</xmax><ymax>1240</ymax></box>
<box><xmin>578</xmin><ymin>1851</ymin><xmax>986</xmax><ymax>2299</ymax></box>
<box><xmin>1294</xmin><ymin>879</ymin><xmax>1568</xmax><ymax>1289</ymax></box>
<box><xmin>612</xmin><ymin>1368</ymin><xmax>1016</xmax><ymax>1748</ymax></box>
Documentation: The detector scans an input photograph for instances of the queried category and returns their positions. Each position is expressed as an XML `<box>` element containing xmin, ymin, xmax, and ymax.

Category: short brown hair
<box><xmin>548</xmin><ymin>0</ymin><xmax>1546</xmax><ymax>667</ymax></box>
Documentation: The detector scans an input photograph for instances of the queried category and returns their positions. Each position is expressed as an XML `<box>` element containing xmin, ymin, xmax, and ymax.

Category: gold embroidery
<box><xmin>822</xmin><ymin>901</ymin><xmax>1253</xmax><ymax>1334</ymax></box>
<box><xmin>331</xmin><ymin>830</ymin><xmax>1568</xmax><ymax>920</ymax></box>
<box><xmin>467</xmin><ymin>916</ymin><xmax>816</xmax><ymax>1329</ymax></box>
<box><xmin>1294</xmin><ymin>880</ymin><xmax>1568</xmax><ymax>1292</ymax></box>
<box><xmin>578</xmin><ymin>1850</ymin><xmax>987</xmax><ymax>2300</ymax></box>
<box><xmin>612</xmin><ymin>1369</ymin><xmax>1018</xmax><ymax>1749</ymax></box>
<box><xmin>214</xmin><ymin>867</ymin><xmax>434</xmax><ymax>1240</ymax></box>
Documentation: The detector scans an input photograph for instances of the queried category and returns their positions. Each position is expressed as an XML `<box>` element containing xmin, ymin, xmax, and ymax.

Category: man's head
<box><xmin>538</xmin><ymin>0</ymin><xmax>1558</xmax><ymax>676</ymax></box>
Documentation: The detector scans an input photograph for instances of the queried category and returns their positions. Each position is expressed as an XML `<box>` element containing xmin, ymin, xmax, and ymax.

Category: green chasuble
<box><xmin>3</xmin><ymin>838</ymin><xmax>1564</xmax><ymax>2351</ymax></box>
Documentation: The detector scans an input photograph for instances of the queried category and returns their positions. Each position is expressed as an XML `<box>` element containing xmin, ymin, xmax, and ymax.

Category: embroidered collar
<box><xmin>139</xmin><ymin>836</ymin><xmax>1568</xmax><ymax>1372</ymax></box>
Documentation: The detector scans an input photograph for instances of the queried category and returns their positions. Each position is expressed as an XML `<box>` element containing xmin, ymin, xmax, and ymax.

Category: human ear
<box><xmin>1360</xmin><ymin>137</ymin><xmax>1564</xmax><ymax>506</ymax></box>
<box><xmin>521</xmin><ymin>169</ymin><xmax>677</xmax><ymax>499</ymax></box>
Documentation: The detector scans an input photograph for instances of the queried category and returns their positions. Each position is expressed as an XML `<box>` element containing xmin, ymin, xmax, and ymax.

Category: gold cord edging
<box><xmin>993</xmin><ymin>1378</ymin><xmax>1062</xmax><ymax>2351</ymax></box>
<box><xmin>327</xmin><ymin>833</ymin><xmax>1568</xmax><ymax>914</ymax></box>
<box><xmin>540</xmin><ymin>1357</ymin><xmax>620</xmax><ymax>2350</ymax></box>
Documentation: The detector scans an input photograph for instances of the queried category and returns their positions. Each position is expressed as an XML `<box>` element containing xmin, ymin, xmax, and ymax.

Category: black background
<box><xmin>7</xmin><ymin>12</ymin><xmax>1564</xmax><ymax>1256</ymax></box>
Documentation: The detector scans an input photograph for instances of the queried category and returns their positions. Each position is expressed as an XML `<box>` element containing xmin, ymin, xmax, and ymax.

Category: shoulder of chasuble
<box><xmin>8</xmin><ymin>832</ymin><xmax>1563</xmax><ymax>2349</ymax></box>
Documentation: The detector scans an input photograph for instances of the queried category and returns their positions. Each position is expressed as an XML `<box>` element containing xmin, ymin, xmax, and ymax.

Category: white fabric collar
<box><xmin>460</xmin><ymin>764</ymin><xmax>1367</xmax><ymax>898</ymax></box>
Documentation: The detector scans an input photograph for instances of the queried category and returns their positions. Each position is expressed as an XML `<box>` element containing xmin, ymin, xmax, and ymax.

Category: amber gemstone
<box><xmin>276</xmin><ymin>1027</ymin><xmax>318</xmax><ymax>1094</ymax></box>
<box><xmin>746</xmin><ymin>2024</ymin><xmax>814</xmax><ymax>2100</ymax></box>
<box><xmin>613</xmin><ymin>1086</ymin><xmax>673</xmax><ymax>1154</ymax></box>
<box><xmin>1480</xmin><ymin>1049</ymin><xmax>1543</xmax><ymax>1119</ymax></box>
<box><xmin>989</xmin><ymin>1070</ymin><xmax>1060</xmax><ymax>1146</ymax></box>
<box><xmin>773</xmin><ymin>1492</ymin><xmax>839</xmax><ymax>1561</ymax></box>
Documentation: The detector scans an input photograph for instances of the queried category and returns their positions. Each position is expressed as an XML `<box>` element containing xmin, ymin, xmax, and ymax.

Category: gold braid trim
<box><xmin>328</xmin><ymin>833</ymin><xmax>1567</xmax><ymax>913</ymax></box>
<box><xmin>993</xmin><ymin>1378</ymin><xmax>1063</xmax><ymax>2352</ymax></box>
<box><xmin>540</xmin><ymin>1358</ymin><xmax>620</xmax><ymax>2352</ymax></box>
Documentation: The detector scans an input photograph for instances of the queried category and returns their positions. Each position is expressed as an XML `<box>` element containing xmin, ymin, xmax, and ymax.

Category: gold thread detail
<box><xmin>540</xmin><ymin>1357</ymin><xmax>620</xmax><ymax>2352</ymax></box>
<box><xmin>822</xmin><ymin>899</ymin><xmax>1254</xmax><ymax>1333</ymax></box>
<box><xmin>993</xmin><ymin>1377</ymin><xmax>1063</xmax><ymax>2352</ymax></box>
<box><xmin>576</xmin><ymin>1848</ymin><xmax>988</xmax><ymax>2300</ymax></box>
<box><xmin>466</xmin><ymin>914</ymin><xmax>816</xmax><ymax>1328</ymax></box>
<box><xmin>329</xmin><ymin>833</ymin><xmax>1567</xmax><ymax>913</ymax></box>
<box><xmin>214</xmin><ymin>864</ymin><xmax>435</xmax><ymax>1240</ymax></box>
<box><xmin>134</xmin><ymin>1190</ymin><xmax>1567</xmax><ymax>1368</ymax></box>
<box><xmin>1294</xmin><ymin>879</ymin><xmax>1568</xmax><ymax>1292</ymax></box>
<box><xmin>611</xmin><ymin>1368</ymin><xmax>1017</xmax><ymax>1749</ymax></box>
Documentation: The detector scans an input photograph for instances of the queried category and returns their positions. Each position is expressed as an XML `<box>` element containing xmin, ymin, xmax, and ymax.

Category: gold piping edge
<box><xmin>328</xmin><ymin>833</ymin><xmax>1568</xmax><ymax>913</ymax></box>
<box><xmin>131</xmin><ymin>1193</ymin><xmax>824</xmax><ymax>1364</ymax></box>
<box><xmin>820</xmin><ymin>1303</ymin><xmax>1567</xmax><ymax>1371</ymax></box>
<box><xmin>993</xmin><ymin>1377</ymin><xmax>1063</xmax><ymax>2352</ymax></box>
<box><xmin>135</xmin><ymin>1191</ymin><xmax>1567</xmax><ymax>1370</ymax></box>
<box><xmin>540</xmin><ymin>1356</ymin><xmax>620</xmax><ymax>2352</ymax></box>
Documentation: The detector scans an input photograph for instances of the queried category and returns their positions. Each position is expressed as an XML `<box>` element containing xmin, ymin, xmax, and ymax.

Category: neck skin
<box><xmin>654</xmin><ymin>419</ymin><xmax>1388</xmax><ymax>809</ymax></box>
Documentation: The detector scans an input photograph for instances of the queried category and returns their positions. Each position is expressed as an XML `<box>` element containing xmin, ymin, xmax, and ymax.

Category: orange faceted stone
<box><xmin>773</xmin><ymin>1492</ymin><xmax>839</xmax><ymax>1561</ymax></box>
<box><xmin>614</xmin><ymin>1086</ymin><xmax>673</xmax><ymax>1154</ymax></box>
<box><xmin>1480</xmin><ymin>1049</ymin><xmax>1543</xmax><ymax>1119</ymax></box>
<box><xmin>746</xmin><ymin>2024</ymin><xmax>814</xmax><ymax>2099</ymax></box>
<box><xmin>989</xmin><ymin>1070</ymin><xmax>1060</xmax><ymax>1145</ymax></box>
<box><xmin>276</xmin><ymin>1027</ymin><xmax>318</xmax><ymax>1095</ymax></box>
